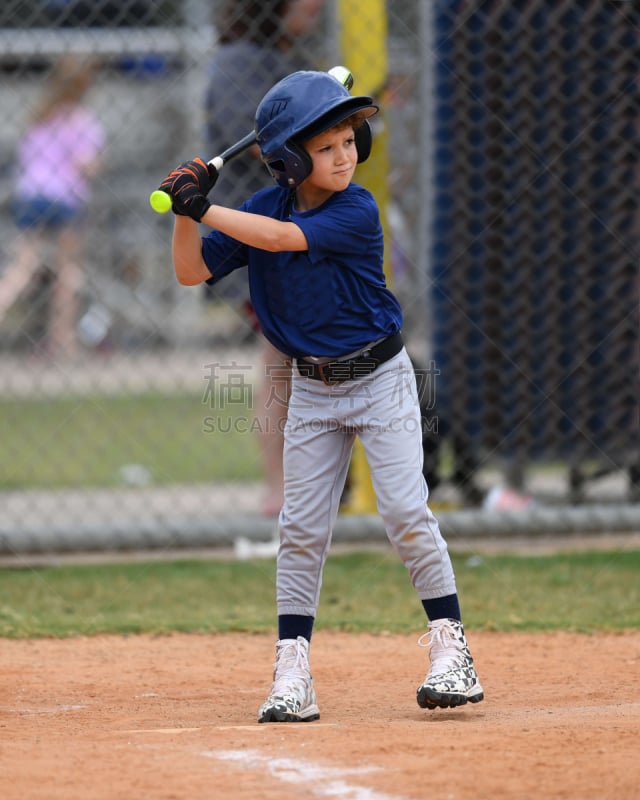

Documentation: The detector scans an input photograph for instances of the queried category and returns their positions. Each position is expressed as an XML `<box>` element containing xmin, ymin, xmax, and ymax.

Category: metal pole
<box><xmin>416</xmin><ymin>0</ymin><xmax>435</xmax><ymax>364</ymax></box>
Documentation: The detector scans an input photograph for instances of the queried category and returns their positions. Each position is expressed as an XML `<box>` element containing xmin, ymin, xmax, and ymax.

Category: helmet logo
<box><xmin>266</xmin><ymin>97</ymin><xmax>289</xmax><ymax>120</ymax></box>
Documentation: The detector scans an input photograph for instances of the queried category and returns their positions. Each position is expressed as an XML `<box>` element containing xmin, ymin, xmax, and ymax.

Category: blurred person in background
<box><xmin>0</xmin><ymin>55</ymin><xmax>105</xmax><ymax>358</ymax></box>
<box><xmin>204</xmin><ymin>0</ymin><xmax>326</xmax><ymax>516</ymax></box>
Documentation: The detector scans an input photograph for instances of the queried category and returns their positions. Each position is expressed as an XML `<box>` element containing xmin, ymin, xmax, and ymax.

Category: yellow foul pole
<box><xmin>336</xmin><ymin>0</ymin><xmax>390</xmax><ymax>514</ymax></box>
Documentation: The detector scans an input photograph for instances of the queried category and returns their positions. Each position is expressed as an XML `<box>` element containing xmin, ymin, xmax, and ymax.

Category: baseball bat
<box><xmin>149</xmin><ymin>66</ymin><xmax>354</xmax><ymax>214</ymax></box>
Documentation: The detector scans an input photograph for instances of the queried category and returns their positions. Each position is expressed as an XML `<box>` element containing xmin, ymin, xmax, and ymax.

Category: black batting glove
<box><xmin>171</xmin><ymin>183</ymin><xmax>212</xmax><ymax>222</ymax></box>
<box><xmin>160</xmin><ymin>157</ymin><xmax>217</xmax><ymax>195</ymax></box>
<box><xmin>158</xmin><ymin>158</ymin><xmax>218</xmax><ymax>219</ymax></box>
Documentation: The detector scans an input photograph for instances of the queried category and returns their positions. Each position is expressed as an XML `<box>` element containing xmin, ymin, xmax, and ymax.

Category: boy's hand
<box><xmin>158</xmin><ymin>158</ymin><xmax>217</xmax><ymax>220</ymax></box>
<box><xmin>171</xmin><ymin>184</ymin><xmax>211</xmax><ymax>222</ymax></box>
<box><xmin>161</xmin><ymin>158</ymin><xmax>216</xmax><ymax>194</ymax></box>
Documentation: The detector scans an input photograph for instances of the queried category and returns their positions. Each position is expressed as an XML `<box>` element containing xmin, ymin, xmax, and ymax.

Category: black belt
<box><xmin>296</xmin><ymin>332</ymin><xmax>403</xmax><ymax>385</ymax></box>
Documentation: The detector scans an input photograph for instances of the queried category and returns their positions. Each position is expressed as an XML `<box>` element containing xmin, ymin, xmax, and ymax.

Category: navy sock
<box><xmin>278</xmin><ymin>614</ymin><xmax>314</xmax><ymax>642</ymax></box>
<box><xmin>422</xmin><ymin>594</ymin><xmax>461</xmax><ymax>622</ymax></box>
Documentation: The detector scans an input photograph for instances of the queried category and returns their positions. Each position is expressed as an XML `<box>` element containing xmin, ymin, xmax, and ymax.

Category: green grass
<box><xmin>1</xmin><ymin>549</ymin><xmax>638</xmax><ymax>638</ymax></box>
<box><xmin>0</xmin><ymin>392</ymin><xmax>261</xmax><ymax>489</ymax></box>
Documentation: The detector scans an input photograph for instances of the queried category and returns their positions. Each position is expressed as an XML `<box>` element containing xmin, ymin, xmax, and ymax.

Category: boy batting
<box><xmin>156</xmin><ymin>69</ymin><xmax>484</xmax><ymax>722</ymax></box>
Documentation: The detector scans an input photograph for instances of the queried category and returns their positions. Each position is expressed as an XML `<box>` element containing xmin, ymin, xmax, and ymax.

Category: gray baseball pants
<box><xmin>277</xmin><ymin>348</ymin><xmax>457</xmax><ymax>617</ymax></box>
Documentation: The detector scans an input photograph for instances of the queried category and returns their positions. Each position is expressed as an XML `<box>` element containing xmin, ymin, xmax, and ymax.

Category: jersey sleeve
<box><xmin>201</xmin><ymin>187</ymin><xmax>292</xmax><ymax>284</ymax></box>
<box><xmin>201</xmin><ymin>230</ymin><xmax>249</xmax><ymax>284</ymax></box>
<box><xmin>200</xmin><ymin>190</ymin><xmax>282</xmax><ymax>283</ymax></box>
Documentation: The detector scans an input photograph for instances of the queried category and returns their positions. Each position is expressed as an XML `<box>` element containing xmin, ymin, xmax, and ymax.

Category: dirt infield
<box><xmin>3</xmin><ymin>630</ymin><xmax>639</xmax><ymax>800</ymax></box>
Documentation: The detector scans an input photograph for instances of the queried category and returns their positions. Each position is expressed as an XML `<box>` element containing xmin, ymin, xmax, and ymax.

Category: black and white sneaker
<box><xmin>417</xmin><ymin>618</ymin><xmax>484</xmax><ymax>710</ymax></box>
<box><xmin>258</xmin><ymin>636</ymin><xmax>320</xmax><ymax>723</ymax></box>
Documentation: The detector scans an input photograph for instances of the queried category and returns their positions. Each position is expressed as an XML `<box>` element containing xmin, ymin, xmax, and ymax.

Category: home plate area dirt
<box><xmin>2</xmin><ymin>631</ymin><xmax>639</xmax><ymax>800</ymax></box>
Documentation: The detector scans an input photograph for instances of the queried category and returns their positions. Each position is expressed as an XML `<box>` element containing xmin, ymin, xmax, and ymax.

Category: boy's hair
<box><xmin>302</xmin><ymin>110</ymin><xmax>370</xmax><ymax>141</ymax></box>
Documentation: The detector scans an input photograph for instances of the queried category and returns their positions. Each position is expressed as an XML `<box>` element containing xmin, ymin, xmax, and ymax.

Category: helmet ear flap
<box><xmin>265</xmin><ymin>142</ymin><xmax>313</xmax><ymax>188</ymax></box>
<box><xmin>355</xmin><ymin>120</ymin><xmax>373</xmax><ymax>163</ymax></box>
<box><xmin>289</xmin><ymin>142</ymin><xmax>313</xmax><ymax>183</ymax></box>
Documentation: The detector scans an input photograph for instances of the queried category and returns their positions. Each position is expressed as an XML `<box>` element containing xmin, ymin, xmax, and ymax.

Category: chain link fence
<box><xmin>427</xmin><ymin>0</ymin><xmax>640</xmax><ymax>509</ymax></box>
<box><xmin>0</xmin><ymin>0</ymin><xmax>638</xmax><ymax>556</ymax></box>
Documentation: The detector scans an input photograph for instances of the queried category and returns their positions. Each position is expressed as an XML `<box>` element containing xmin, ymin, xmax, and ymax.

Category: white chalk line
<box><xmin>122</xmin><ymin>727</ymin><xmax>203</xmax><ymax>734</ymax></box>
<box><xmin>202</xmin><ymin>748</ymin><xmax>408</xmax><ymax>800</ymax></box>
<box><xmin>483</xmin><ymin>701</ymin><xmax>640</xmax><ymax>725</ymax></box>
<box><xmin>121</xmin><ymin>722</ymin><xmax>340</xmax><ymax>734</ymax></box>
<box><xmin>217</xmin><ymin>722</ymin><xmax>339</xmax><ymax>730</ymax></box>
<box><xmin>3</xmin><ymin>704</ymin><xmax>88</xmax><ymax>716</ymax></box>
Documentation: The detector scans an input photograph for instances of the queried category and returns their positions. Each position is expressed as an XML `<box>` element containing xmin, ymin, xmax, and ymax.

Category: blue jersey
<box><xmin>201</xmin><ymin>182</ymin><xmax>403</xmax><ymax>359</ymax></box>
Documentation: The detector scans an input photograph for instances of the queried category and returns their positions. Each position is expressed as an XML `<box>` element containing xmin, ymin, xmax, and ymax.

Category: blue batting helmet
<box><xmin>255</xmin><ymin>70</ymin><xmax>378</xmax><ymax>188</ymax></box>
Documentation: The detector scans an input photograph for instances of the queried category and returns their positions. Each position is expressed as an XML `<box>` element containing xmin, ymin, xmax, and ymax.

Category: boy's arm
<box><xmin>172</xmin><ymin>216</ymin><xmax>211</xmax><ymax>286</ymax></box>
<box><xmin>171</xmin><ymin>205</ymin><xmax>308</xmax><ymax>287</ymax></box>
<box><xmin>200</xmin><ymin>204</ymin><xmax>308</xmax><ymax>253</ymax></box>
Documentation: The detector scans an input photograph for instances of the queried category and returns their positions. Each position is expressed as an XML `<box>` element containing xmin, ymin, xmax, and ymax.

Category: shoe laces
<box><xmin>418</xmin><ymin>619</ymin><xmax>466</xmax><ymax>673</ymax></box>
<box><xmin>272</xmin><ymin>638</ymin><xmax>311</xmax><ymax>696</ymax></box>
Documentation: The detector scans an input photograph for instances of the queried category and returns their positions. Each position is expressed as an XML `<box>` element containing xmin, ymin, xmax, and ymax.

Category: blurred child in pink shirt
<box><xmin>0</xmin><ymin>56</ymin><xmax>105</xmax><ymax>357</ymax></box>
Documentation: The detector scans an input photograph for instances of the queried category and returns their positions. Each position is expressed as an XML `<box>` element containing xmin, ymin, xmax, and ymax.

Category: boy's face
<box><xmin>302</xmin><ymin>125</ymin><xmax>358</xmax><ymax>193</ymax></box>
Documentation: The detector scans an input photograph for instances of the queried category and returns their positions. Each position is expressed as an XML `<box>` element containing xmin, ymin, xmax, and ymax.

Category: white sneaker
<box><xmin>258</xmin><ymin>636</ymin><xmax>320</xmax><ymax>723</ymax></box>
<box><xmin>417</xmin><ymin>618</ymin><xmax>484</xmax><ymax>709</ymax></box>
